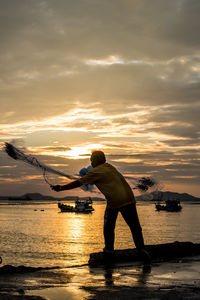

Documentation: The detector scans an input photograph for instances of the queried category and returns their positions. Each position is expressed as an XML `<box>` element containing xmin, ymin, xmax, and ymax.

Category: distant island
<box><xmin>136</xmin><ymin>191</ymin><xmax>200</xmax><ymax>202</ymax></box>
<box><xmin>0</xmin><ymin>192</ymin><xmax>105</xmax><ymax>202</ymax></box>
<box><xmin>0</xmin><ymin>191</ymin><xmax>200</xmax><ymax>202</ymax></box>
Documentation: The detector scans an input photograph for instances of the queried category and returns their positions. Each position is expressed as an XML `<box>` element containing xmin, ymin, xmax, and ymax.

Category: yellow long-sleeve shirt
<box><xmin>79</xmin><ymin>163</ymin><xmax>135</xmax><ymax>209</ymax></box>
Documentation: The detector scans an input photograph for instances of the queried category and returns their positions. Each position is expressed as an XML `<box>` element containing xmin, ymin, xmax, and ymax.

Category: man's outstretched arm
<box><xmin>51</xmin><ymin>180</ymin><xmax>82</xmax><ymax>192</ymax></box>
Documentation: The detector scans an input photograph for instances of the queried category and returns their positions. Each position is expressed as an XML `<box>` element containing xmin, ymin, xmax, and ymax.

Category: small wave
<box><xmin>0</xmin><ymin>263</ymin><xmax>90</xmax><ymax>275</ymax></box>
<box><xmin>0</xmin><ymin>264</ymin><xmax>60</xmax><ymax>275</ymax></box>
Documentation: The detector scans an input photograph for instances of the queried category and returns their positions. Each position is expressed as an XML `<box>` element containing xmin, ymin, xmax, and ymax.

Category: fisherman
<box><xmin>51</xmin><ymin>151</ymin><xmax>151</xmax><ymax>264</ymax></box>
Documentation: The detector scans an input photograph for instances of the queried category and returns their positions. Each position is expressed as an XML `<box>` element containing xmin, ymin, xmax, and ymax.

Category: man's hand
<box><xmin>51</xmin><ymin>185</ymin><xmax>62</xmax><ymax>192</ymax></box>
<box><xmin>51</xmin><ymin>180</ymin><xmax>82</xmax><ymax>192</ymax></box>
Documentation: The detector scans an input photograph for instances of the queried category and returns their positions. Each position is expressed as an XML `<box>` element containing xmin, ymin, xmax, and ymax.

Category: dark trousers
<box><xmin>104</xmin><ymin>203</ymin><xmax>144</xmax><ymax>251</ymax></box>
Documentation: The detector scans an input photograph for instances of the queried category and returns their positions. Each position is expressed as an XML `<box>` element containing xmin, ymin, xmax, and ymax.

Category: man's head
<box><xmin>90</xmin><ymin>151</ymin><xmax>106</xmax><ymax>167</ymax></box>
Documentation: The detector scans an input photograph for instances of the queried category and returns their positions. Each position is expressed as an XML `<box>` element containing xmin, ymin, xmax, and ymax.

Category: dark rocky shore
<box><xmin>87</xmin><ymin>242</ymin><xmax>200</xmax><ymax>299</ymax></box>
<box><xmin>89</xmin><ymin>241</ymin><xmax>200</xmax><ymax>267</ymax></box>
<box><xmin>84</xmin><ymin>285</ymin><xmax>200</xmax><ymax>300</ymax></box>
<box><xmin>0</xmin><ymin>296</ymin><xmax>45</xmax><ymax>300</ymax></box>
<box><xmin>1</xmin><ymin>241</ymin><xmax>200</xmax><ymax>299</ymax></box>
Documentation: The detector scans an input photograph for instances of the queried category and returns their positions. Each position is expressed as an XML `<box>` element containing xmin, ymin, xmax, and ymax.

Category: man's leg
<box><xmin>120</xmin><ymin>203</ymin><xmax>144</xmax><ymax>249</ymax></box>
<box><xmin>120</xmin><ymin>203</ymin><xmax>151</xmax><ymax>264</ymax></box>
<box><xmin>103</xmin><ymin>207</ymin><xmax>118</xmax><ymax>252</ymax></box>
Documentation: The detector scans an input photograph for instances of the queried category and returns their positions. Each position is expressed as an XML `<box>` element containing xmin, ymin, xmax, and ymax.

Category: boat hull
<box><xmin>58</xmin><ymin>202</ymin><xmax>94</xmax><ymax>213</ymax></box>
<box><xmin>155</xmin><ymin>204</ymin><xmax>182</xmax><ymax>212</ymax></box>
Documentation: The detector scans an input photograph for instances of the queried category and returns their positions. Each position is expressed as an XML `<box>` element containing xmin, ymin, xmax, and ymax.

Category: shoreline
<box><xmin>1</xmin><ymin>255</ymin><xmax>200</xmax><ymax>300</ymax></box>
<box><xmin>0</xmin><ymin>199</ymin><xmax>106</xmax><ymax>205</ymax></box>
<box><xmin>1</xmin><ymin>199</ymin><xmax>200</xmax><ymax>205</ymax></box>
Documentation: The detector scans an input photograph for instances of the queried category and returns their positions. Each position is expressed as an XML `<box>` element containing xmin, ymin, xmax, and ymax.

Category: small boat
<box><xmin>155</xmin><ymin>199</ymin><xmax>182</xmax><ymax>212</ymax></box>
<box><xmin>58</xmin><ymin>198</ymin><xmax>94</xmax><ymax>213</ymax></box>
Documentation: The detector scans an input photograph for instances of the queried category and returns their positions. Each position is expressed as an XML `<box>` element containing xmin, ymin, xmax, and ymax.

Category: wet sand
<box><xmin>85</xmin><ymin>256</ymin><xmax>200</xmax><ymax>299</ymax></box>
<box><xmin>1</xmin><ymin>255</ymin><xmax>200</xmax><ymax>299</ymax></box>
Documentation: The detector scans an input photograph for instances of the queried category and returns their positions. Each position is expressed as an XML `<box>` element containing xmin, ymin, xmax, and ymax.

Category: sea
<box><xmin>1</xmin><ymin>201</ymin><xmax>200</xmax><ymax>268</ymax></box>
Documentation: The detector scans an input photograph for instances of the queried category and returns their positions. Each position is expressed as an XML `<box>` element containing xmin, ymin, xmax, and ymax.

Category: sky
<box><xmin>0</xmin><ymin>0</ymin><xmax>199</xmax><ymax>197</ymax></box>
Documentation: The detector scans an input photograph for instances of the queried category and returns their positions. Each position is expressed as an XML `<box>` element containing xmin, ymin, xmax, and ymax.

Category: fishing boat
<box><xmin>58</xmin><ymin>198</ymin><xmax>94</xmax><ymax>213</ymax></box>
<box><xmin>155</xmin><ymin>199</ymin><xmax>182</xmax><ymax>212</ymax></box>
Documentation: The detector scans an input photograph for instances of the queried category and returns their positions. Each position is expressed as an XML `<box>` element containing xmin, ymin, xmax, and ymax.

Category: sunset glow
<box><xmin>0</xmin><ymin>0</ymin><xmax>199</xmax><ymax>197</ymax></box>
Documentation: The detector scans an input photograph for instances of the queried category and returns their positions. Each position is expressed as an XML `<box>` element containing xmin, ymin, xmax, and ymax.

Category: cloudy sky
<box><xmin>0</xmin><ymin>0</ymin><xmax>199</xmax><ymax>197</ymax></box>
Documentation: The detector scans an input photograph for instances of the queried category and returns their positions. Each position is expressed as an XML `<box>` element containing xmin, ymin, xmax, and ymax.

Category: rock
<box><xmin>17</xmin><ymin>286</ymin><xmax>25</xmax><ymax>294</ymax></box>
<box><xmin>89</xmin><ymin>241</ymin><xmax>200</xmax><ymax>267</ymax></box>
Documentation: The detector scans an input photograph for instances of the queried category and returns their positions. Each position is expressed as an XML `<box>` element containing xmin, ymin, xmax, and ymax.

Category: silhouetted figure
<box><xmin>51</xmin><ymin>151</ymin><xmax>151</xmax><ymax>265</ymax></box>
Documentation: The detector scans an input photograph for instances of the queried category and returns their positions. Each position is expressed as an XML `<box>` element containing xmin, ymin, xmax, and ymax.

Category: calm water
<box><xmin>0</xmin><ymin>202</ymin><xmax>200</xmax><ymax>268</ymax></box>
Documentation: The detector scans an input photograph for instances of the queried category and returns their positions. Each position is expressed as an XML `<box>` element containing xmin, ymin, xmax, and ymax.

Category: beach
<box><xmin>1</xmin><ymin>255</ymin><xmax>200</xmax><ymax>299</ymax></box>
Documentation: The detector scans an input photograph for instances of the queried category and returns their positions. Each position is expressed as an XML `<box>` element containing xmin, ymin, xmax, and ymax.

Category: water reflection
<box><xmin>89</xmin><ymin>263</ymin><xmax>152</xmax><ymax>287</ymax></box>
<box><xmin>1</xmin><ymin>203</ymin><xmax>200</xmax><ymax>268</ymax></box>
<box><xmin>103</xmin><ymin>266</ymin><xmax>114</xmax><ymax>286</ymax></box>
<box><xmin>63</xmin><ymin>215</ymin><xmax>86</xmax><ymax>255</ymax></box>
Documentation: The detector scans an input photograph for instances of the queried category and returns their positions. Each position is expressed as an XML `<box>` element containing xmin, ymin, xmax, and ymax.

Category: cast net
<box><xmin>4</xmin><ymin>143</ymin><xmax>76</xmax><ymax>185</ymax></box>
<box><xmin>4</xmin><ymin>143</ymin><xmax>156</xmax><ymax>192</ymax></box>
